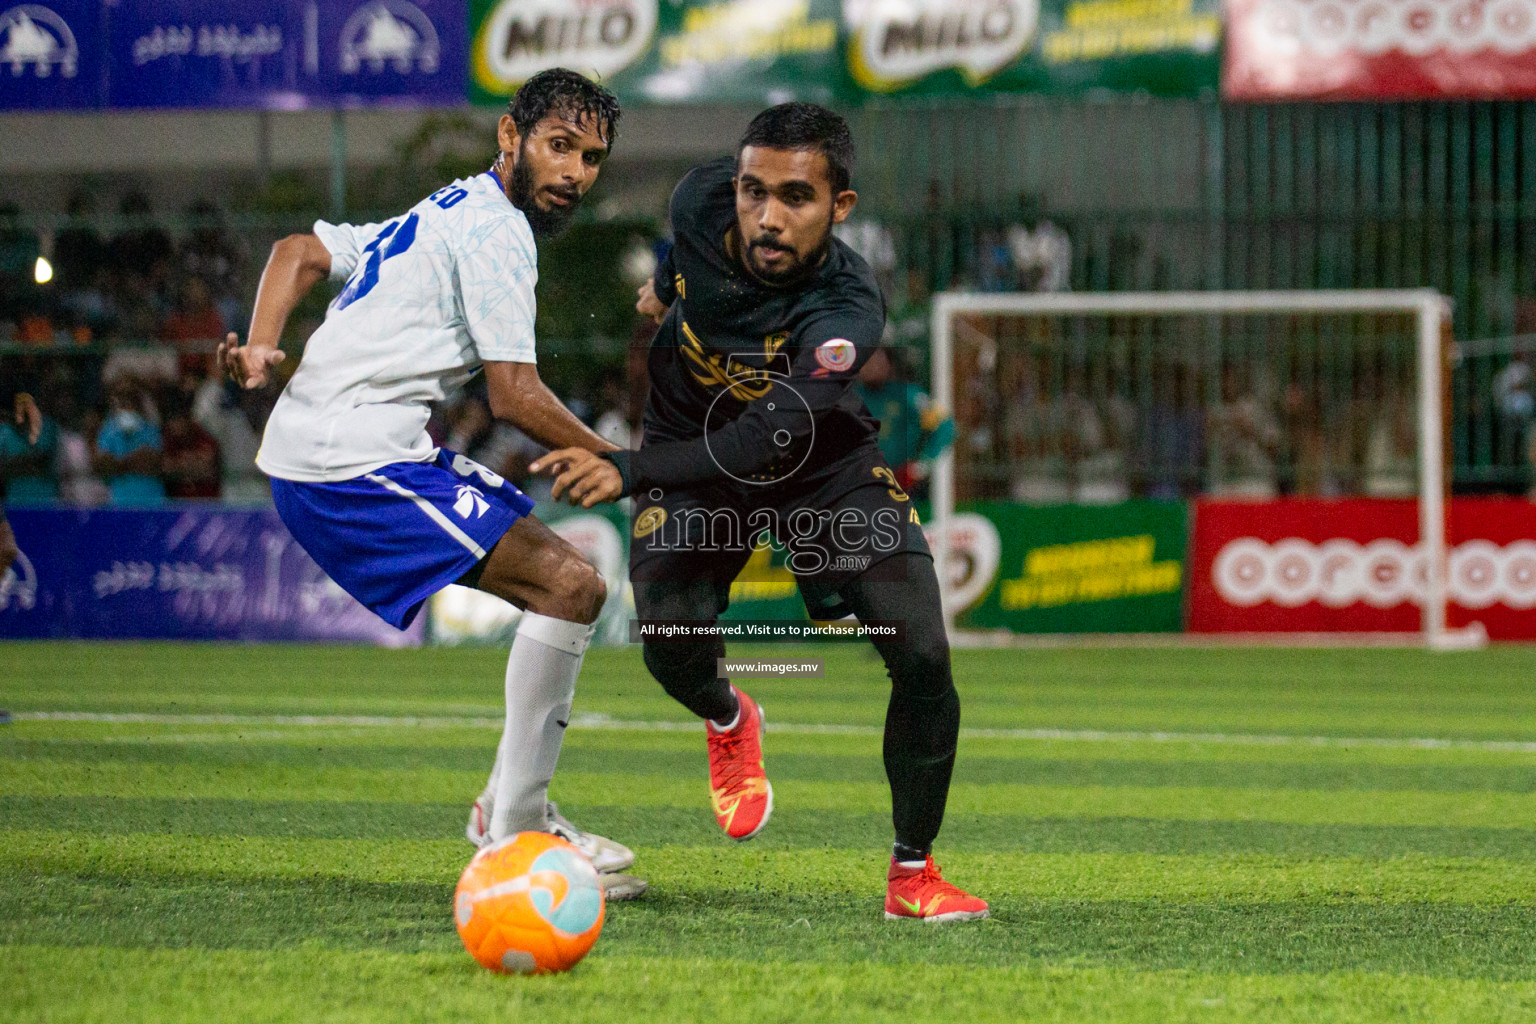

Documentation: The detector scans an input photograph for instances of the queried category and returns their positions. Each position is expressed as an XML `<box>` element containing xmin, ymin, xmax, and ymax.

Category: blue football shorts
<box><xmin>270</xmin><ymin>448</ymin><xmax>536</xmax><ymax>630</ymax></box>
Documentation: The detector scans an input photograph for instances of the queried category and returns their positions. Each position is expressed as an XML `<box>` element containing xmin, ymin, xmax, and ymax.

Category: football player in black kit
<box><xmin>532</xmin><ymin>103</ymin><xmax>987</xmax><ymax>922</ymax></box>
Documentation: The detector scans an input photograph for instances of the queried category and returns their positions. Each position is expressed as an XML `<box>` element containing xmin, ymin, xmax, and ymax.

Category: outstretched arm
<box><xmin>485</xmin><ymin>361</ymin><xmax>624</xmax><ymax>509</ymax></box>
<box><xmin>482</xmin><ymin>361</ymin><xmax>619</xmax><ymax>456</ymax></box>
<box><xmin>219</xmin><ymin>233</ymin><xmax>332</xmax><ymax>389</ymax></box>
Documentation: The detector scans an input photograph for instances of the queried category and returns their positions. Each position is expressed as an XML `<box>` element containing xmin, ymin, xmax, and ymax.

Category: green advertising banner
<box><xmin>613</xmin><ymin>0</ymin><xmax>841</xmax><ymax>105</ymax></box>
<box><xmin>844</xmin><ymin>0</ymin><xmax>1220</xmax><ymax>99</ymax></box>
<box><xmin>949</xmin><ymin>501</ymin><xmax>1187</xmax><ymax>633</ymax></box>
<box><xmin>468</xmin><ymin>0</ymin><xmax>1219</xmax><ymax>105</ymax></box>
<box><xmin>470</xmin><ymin>0</ymin><xmax>658</xmax><ymax>105</ymax></box>
<box><xmin>470</xmin><ymin>0</ymin><xmax>841</xmax><ymax>106</ymax></box>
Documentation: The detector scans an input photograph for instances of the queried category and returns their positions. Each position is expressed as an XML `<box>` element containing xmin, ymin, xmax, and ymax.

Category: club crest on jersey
<box><xmin>633</xmin><ymin>506</ymin><xmax>667</xmax><ymax>538</ymax></box>
<box><xmin>815</xmin><ymin>338</ymin><xmax>856</xmax><ymax>373</ymax></box>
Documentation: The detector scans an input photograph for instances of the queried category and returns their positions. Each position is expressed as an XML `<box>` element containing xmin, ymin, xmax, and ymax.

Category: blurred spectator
<box><xmin>0</xmin><ymin>390</ymin><xmax>57</xmax><ymax>505</ymax></box>
<box><xmin>159</xmin><ymin>276</ymin><xmax>226</xmax><ymax>344</ymax></box>
<box><xmin>54</xmin><ymin>191</ymin><xmax>111</xmax><ymax>340</ymax></box>
<box><xmin>52</xmin><ymin>190</ymin><xmax>105</xmax><ymax>293</ymax></box>
<box><xmin>1207</xmin><ymin>365</ymin><xmax>1280</xmax><ymax>499</ymax></box>
<box><xmin>834</xmin><ymin>217</ymin><xmax>898</xmax><ymax>299</ymax></box>
<box><xmin>179</xmin><ymin>201</ymin><xmax>241</xmax><ymax>293</ymax></box>
<box><xmin>1494</xmin><ymin>350</ymin><xmax>1534</xmax><ymax>481</ymax></box>
<box><xmin>178</xmin><ymin>200</ymin><xmax>244</xmax><ymax>330</ymax></box>
<box><xmin>1138</xmin><ymin>360</ymin><xmax>1204</xmax><ymax>499</ymax></box>
<box><xmin>94</xmin><ymin>379</ymin><xmax>165</xmax><ymax>506</ymax></box>
<box><xmin>977</xmin><ymin>226</ymin><xmax>1013</xmax><ymax>293</ymax></box>
<box><xmin>192</xmin><ymin>372</ymin><xmax>267</xmax><ymax>503</ymax></box>
<box><xmin>0</xmin><ymin>203</ymin><xmax>43</xmax><ymax>331</ymax></box>
<box><xmin>1281</xmin><ymin>381</ymin><xmax>1352</xmax><ymax>497</ymax></box>
<box><xmin>1002</xmin><ymin>350</ymin><xmax>1071</xmax><ymax>504</ymax></box>
<box><xmin>106</xmin><ymin>192</ymin><xmax>172</xmax><ymax>342</ymax></box>
<box><xmin>1005</xmin><ymin>194</ymin><xmax>1071</xmax><ymax>293</ymax></box>
<box><xmin>1068</xmin><ymin>366</ymin><xmax>1134</xmax><ymax>505</ymax></box>
<box><xmin>1363</xmin><ymin>387</ymin><xmax>1418</xmax><ymax>498</ymax></box>
<box><xmin>107</xmin><ymin>192</ymin><xmax>174</xmax><ymax>293</ymax></box>
<box><xmin>160</xmin><ymin>384</ymin><xmax>221</xmax><ymax>499</ymax></box>
<box><xmin>107</xmin><ymin>261</ymin><xmax>162</xmax><ymax>342</ymax></box>
<box><xmin>102</xmin><ymin>345</ymin><xmax>179</xmax><ymax>389</ymax></box>
<box><xmin>57</xmin><ymin>404</ymin><xmax>110</xmax><ymax>507</ymax></box>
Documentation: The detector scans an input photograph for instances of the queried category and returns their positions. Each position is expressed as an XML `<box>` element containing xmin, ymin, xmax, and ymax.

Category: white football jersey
<box><xmin>257</xmin><ymin>171</ymin><xmax>537</xmax><ymax>482</ymax></box>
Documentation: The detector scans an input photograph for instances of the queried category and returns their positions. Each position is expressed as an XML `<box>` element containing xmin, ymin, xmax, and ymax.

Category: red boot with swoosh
<box><xmin>705</xmin><ymin>687</ymin><xmax>773</xmax><ymax>841</ymax></box>
<box><xmin>885</xmin><ymin>856</ymin><xmax>990</xmax><ymax>923</ymax></box>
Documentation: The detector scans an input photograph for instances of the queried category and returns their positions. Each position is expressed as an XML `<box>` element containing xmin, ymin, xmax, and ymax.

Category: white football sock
<box><xmin>487</xmin><ymin>611</ymin><xmax>595</xmax><ymax>842</ymax></box>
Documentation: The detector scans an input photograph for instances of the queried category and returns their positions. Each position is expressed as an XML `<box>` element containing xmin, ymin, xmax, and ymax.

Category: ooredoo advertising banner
<box><xmin>1189</xmin><ymin>498</ymin><xmax>1536</xmax><ymax>639</ymax></box>
<box><xmin>1224</xmin><ymin>0</ymin><xmax>1536</xmax><ymax>100</ymax></box>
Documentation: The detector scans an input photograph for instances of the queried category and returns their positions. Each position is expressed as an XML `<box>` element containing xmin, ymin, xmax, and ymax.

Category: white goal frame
<box><xmin>930</xmin><ymin>289</ymin><xmax>1478</xmax><ymax>650</ymax></box>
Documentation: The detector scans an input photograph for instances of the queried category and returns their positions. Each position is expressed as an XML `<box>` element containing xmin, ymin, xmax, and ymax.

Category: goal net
<box><xmin>928</xmin><ymin>290</ymin><xmax>1483</xmax><ymax>649</ymax></box>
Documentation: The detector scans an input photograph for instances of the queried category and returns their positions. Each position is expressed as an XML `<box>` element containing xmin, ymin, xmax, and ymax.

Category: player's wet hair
<box><xmin>737</xmin><ymin>103</ymin><xmax>854</xmax><ymax>194</ymax></box>
<box><xmin>508</xmin><ymin>68</ymin><xmax>621</xmax><ymax>148</ymax></box>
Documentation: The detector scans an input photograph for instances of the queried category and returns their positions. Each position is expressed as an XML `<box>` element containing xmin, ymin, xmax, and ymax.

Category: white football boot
<box><xmin>467</xmin><ymin>793</ymin><xmax>638</xmax><ymax>874</ymax></box>
<box><xmin>599</xmin><ymin>872</ymin><xmax>649</xmax><ymax>901</ymax></box>
<box><xmin>466</xmin><ymin>787</ymin><xmax>494</xmax><ymax>849</ymax></box>
<box><xmin>545</xmin><ymin>801</ymin><xmax>637</xmax><ymax>875</ymax></box>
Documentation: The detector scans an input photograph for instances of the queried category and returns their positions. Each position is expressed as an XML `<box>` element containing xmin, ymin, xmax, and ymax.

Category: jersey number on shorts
<box><xmin>451</xmin><ymin>453</ymin><xmax>506</xmax><ymax>489</ymax></box>
<box><xmin>335</xmin><ymin>212</ymin><xmax>420</xmax><ymax>311</ymax></box>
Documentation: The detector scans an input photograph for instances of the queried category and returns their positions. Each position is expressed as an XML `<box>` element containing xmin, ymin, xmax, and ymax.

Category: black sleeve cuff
<box><xmin>600</xmin><ymin>449</ymin><xmax>633</xmax><ymax>499</ymax></box>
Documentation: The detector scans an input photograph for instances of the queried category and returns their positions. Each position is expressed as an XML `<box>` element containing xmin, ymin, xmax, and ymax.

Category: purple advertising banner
<box><xmin>315</xmin><ymin>0</ymin><xmax>466</xmax><ymax>107</ymax></box>
<box><xmin>67</xmin><ymin>0</ymin><xmax>469</xmax><ymax>110</ymax></box>
<box><xmin>0</xmin><ymin>507</ymin><xmax>423</xmax><ymax>645</ymax></box>
<box><xmin>107</xmin><ymin>0</ymin><xmax>307</xmax><ymax>109</ymax></box>
<box><xmin>0</xmin><ymin>0</ymin><xmax>108</xmax><ymax>109</ymax></box>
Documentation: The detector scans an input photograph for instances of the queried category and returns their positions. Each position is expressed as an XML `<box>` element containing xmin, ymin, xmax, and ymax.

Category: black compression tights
<box><xmin>635</xmin><ymin>552</ymin><xmax>959</xmax><ymax>854</ymax></box>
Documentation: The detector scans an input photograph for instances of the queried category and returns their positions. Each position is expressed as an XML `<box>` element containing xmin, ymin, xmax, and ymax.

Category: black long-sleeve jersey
<box><xmin>606</xmin><ymin>157</ymin><xmax>886</xmax><ymax>496</ymax></box>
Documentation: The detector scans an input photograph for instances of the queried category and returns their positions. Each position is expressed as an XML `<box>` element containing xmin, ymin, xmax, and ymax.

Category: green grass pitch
<box><xmin>4</xmin><ymin>641</ymin><xmax>1536</xmax><ymax>1022</ymax></box>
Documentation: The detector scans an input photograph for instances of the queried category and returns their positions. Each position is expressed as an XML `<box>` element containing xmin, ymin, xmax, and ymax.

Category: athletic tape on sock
<box><xmin>516</xmin><ymin>611</ymin><xmax>595</xmax><ymax>656</ymax></box>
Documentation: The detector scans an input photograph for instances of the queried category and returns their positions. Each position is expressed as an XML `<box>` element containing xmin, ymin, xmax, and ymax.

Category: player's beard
<box><xmin>510</xmin><ymin>144</ymin><xmax>582</xmax><ymax>238</ymax></box>
<box><xmin>746</xmin><ymin>229</ymin><xmax>830</xmax><ymax>285</ymax></box>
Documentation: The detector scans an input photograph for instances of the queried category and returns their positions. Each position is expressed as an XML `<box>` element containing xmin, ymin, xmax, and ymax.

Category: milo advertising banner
<box><xmin>469</xmin><ymin>0</ymin><xmax>657</xmax><ymax>102</ymax></box>
<box><xmin>938</xmin><ymin>501</ymin><xmax>1187</xmax><ymax>633</ymax></box>
<box><xmin>843</xmin><ymin>0</ymin><xmax>1219</xmax><ymax>98</ymax></box>
<box><xmin>469</xmin><ymin>0</ymin><xmax>838</xmax><ymax>104</ymax></box>
<box><xmin>469</xmin><ymin>0</ymin><xmax>1217</xmax><ymax>105</ymax></box>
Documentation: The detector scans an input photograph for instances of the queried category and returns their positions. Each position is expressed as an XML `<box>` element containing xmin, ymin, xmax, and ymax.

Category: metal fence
<box><xmin>845</xmin><ymin>98</ymin><xmax>1536</xmax><ymax>492</ymax></box>
<box><xmin>6</xmin><ymin>97</ymin><xmax>1535</xmax><ymax>491</ymax></box>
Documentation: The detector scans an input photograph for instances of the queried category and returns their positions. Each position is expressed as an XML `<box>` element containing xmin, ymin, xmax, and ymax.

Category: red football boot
<box><xmin>885</xmin><ymin>856</ymin><xmax>990</xmax><ymax>922</ymax></box>
<box><xmin>706</xmin><ymin>687</ymin><xmax>773</xmax><ymax>840</ymax></box>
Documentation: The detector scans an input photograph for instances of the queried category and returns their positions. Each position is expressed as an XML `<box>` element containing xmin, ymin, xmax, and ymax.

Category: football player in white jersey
<box><xmin>218</xmin><ymin>69</ymin><xmax>641</xmax><ymax>898</ymax></box>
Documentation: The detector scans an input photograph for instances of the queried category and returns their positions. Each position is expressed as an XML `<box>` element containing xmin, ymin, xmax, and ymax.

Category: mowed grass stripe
<box><xmin>9</xmin><ymin>643</ymin><xmax>1536</xmax><ymax>739</ymax></box>
<box><xmin>8</xmin><ymin>946</ymin><xmax>1536</xmax><ymax>1024</ymax></box>
<box><xmin>7</xmin><ymin>876</ymin><xmax>1536</xmax><ymax>981</ymax></box>
<box><xmin>17</xmin><ymin>796</ymin><xmax>1536</xmax><ymax>860</ymax></box>
<box><xmin>22</xmin><ymin>711</ymin><xmax>1536</xmax><ymax>759</ymax></box>
<box><xmin>7</xmin><ymin>830</ymin><xmax>1536</xmax><ymax>906</ymax></box>
<box><xmin>6</xmin><ymin>793</ymin><xmax>1535</xmax><ymax>863</ymax></box>
<box><xmin>10</xmin><ymin>758</ymin><xmax>1536</xmax><ymax>829</ymax></box>
<box><xmin>16</xmin><ymin>718</ymin><xmax>1536</xmax><ymax>769</ymax></box>
<box><xmin>15</xmin><ymin>736</ymin><xmax>1536</xmax><ymax>793</ymax></box>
